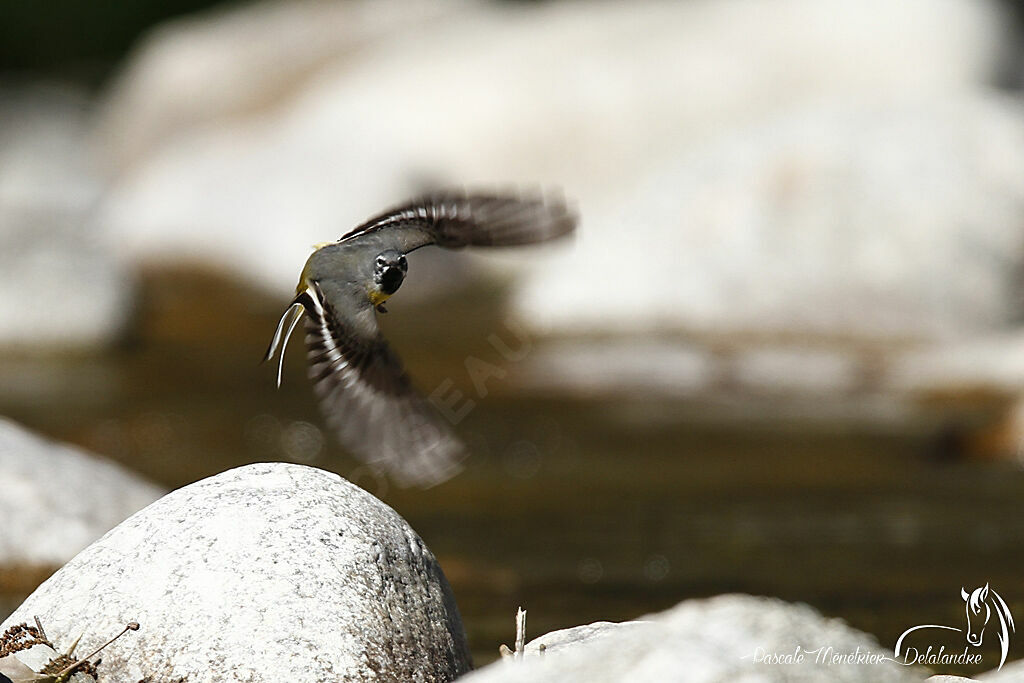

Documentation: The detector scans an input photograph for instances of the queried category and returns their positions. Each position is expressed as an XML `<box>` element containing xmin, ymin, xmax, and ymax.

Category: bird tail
<box><xmin>262</xmin><ymin>297</ymin><xmax>307</xmax><ymax>388</ymax></box>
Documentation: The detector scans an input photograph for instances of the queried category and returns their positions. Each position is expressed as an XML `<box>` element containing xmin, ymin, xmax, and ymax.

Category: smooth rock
<box><xmin>1</xmin><ymin>462</ymin><xmax>471</xmax><ymax>682</ymax></box>
<box><xmin>0</xmin><ymin>417</ymin><xmax>164</xmax><ymax>570</ymax></box>
<box><xmin>514</xmin><ymin>95</ymin><xmax>1024</xmax><ymax>343</ymax></box>
<box><xmin>521</xmin><ymin>620</ymin><xmax>656</xmax><ymax>656</ymax></box>
<box><xmin>101</xmin><ymin>0</ymin><xmax>1005</xmax><ymax>170</ymax></box>
<box><xmin>980</xmin><ymin>657</ymin><xmax>1024</xmax><ymax>680</ymax></box>
<box><xmin>982</xmin><ymin>663</ymin><xmax>1024</xmax><ymax>680</ymax></box>
<box><xmin>888</xmin><ymin>331</ymin><xmax>1024</xmax><ymax>396</ymax></box>
<box><xmin>513</xmin><ymin>340</ymin><xmax>718</xmax><ymax>398</ymax></box>
<box><xmin>0</xmin><ymin>85</ymin><xmax>134</xmax><ymax>350</ymax></box>
<box><xmin>95</xmin><ymin>0</ymin><xmax>1009</xmax><ymax>297</ymax></box>
<box><xmin>462</xmin><ymin>594</ymin><xmax>921</xmax><ymax>683</ymax></box>
<box><xmin>732</xmin><ymin>347</ymin><xmax>859</xmax><ymax>395</ymax></box>
<box><xmin>98</xmin><ymin>0</ymin><xmax>465</xmax><ymax>169</ymax></box>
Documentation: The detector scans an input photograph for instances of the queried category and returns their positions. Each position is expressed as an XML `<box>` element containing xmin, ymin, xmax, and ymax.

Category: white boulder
<box><xmin>1</xmin><ymin>462</ymin><xmax>471</xmax><ymax>682</ymax></box>
<box><xmin>0</xmin><ymin>417</ymin><xmax>164</xmax><ymax>570</ymax></box>
<box><xmin>94</xmin><ymin>0</ymin><xmax>1010</xmax><ymax>296</ymax></box>
<box><xmin>463</xmin><ymin>595</ymin><xmax>922</xmax><ymax>682</ymax></box>
<box><xmin>982</xmin><ymin>660</ymin><xmax>1024</xmax><ymax>680</ymax></box>
<box><xmin>0</xmin><ymin>86</ymin><xmax>133</xmax><ymax>350</ymax></box>
<box><xmin>97</xmin><ymin>0</ymin><xmax>466</xmax><ymax>169</ymax></box>
<box><xmin>514</xmin><ymin>95</ymin><xmax>1024</xmax><ymax>342</ymax></box>
<box><xmin>888</xmin><ymin>331</ymin><xmax>1024</xmax><ymax>396</ymax></box>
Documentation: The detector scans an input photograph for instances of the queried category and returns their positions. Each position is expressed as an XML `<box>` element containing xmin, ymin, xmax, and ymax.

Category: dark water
<box><xmin>3</xmin><ymin>266</ymin><xmax>1024</xmax><ymax>674</ymax></box>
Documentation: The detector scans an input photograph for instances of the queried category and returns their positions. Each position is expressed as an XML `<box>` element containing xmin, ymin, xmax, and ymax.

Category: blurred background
<box><xmin>3</xmin><ymin>0</ymin><xmax>1024</xmax><ymax>670</ymax></box>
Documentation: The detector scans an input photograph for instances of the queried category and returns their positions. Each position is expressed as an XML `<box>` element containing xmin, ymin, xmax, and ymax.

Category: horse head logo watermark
<box><xmin>895</xmin><ymin>584</ymin><xmax>1015</xmax><ymax>670</ymax></box>
<box><xmin>963</xmin><ymin>584</ymin><xmax>1014</xmax><ymax>658</ymax></box>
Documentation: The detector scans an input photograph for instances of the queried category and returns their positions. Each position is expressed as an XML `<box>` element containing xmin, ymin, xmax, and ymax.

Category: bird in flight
<box><xmin>264</xmin><ymin>190</ymin><xmax>577</xmax><ymax>487</ymax></box>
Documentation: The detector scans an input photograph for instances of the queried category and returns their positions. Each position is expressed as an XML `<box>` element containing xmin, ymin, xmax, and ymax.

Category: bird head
<box><xmin>373</xmin><ymin>249</ymin><xmax>409</xmax><ymax>295</ymax></box>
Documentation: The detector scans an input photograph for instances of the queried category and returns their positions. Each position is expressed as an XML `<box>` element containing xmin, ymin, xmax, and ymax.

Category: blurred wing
<box><xmin>302</xmin><ymin>280</ymin><xmax>466</xmax><ymax>487</ymax></box>
<box><xmin>338</xmin><ymin>190</ymin><xmax>577</xmax><ymax>253</ymax></box>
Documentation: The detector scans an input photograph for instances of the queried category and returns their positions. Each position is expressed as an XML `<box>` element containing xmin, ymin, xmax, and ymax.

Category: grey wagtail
<box><xmin>264</xmin><ymin>190</ymin><xmax>577</xmax><ymax>487</ymax></box>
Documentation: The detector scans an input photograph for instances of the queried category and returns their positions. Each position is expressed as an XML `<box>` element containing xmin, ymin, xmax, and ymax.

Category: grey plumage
<box><xmin>264</xmin><ymin>190</ymin><xmax>577</xmax><ymax>487</ymax></box>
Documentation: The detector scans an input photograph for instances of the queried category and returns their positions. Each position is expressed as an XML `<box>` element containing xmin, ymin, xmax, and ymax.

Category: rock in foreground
<box><xmin>1</xmin><ymin>462</ymin><xmax>471</xmax><ymax>682</ymax></box>
<box><xmin>463</xmin><ymin>595</ymin><xmax>921</xmax><ymax>683</ymax></box>
<box><xmin>981</xmin><ymin>658</ymin><xmax>1024</xmax><ymax>680</ymax></box>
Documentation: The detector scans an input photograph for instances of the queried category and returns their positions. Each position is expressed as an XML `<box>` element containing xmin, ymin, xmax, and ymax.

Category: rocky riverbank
<box><xmin>1</xmin><ymin>445</ymin><xmax>1018</xmax><ymax>681</ymax></box>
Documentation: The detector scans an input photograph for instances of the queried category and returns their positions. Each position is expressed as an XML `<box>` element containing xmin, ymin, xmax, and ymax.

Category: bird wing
<box><xmin>301</xmin><ymin>279</ymin><xmax>466</xmax><ymax>488</ymax></box>
<box><xmin>337</xmin><ymin>190</ymin><xmax>577</xmax><ymax>253</ymax></box>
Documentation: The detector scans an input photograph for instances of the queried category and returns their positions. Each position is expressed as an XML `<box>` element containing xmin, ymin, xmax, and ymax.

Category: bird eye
<box><xmin>375</xmin><ymin>255</ymin><xmax>386</xmax><ymax>267</ymax></box>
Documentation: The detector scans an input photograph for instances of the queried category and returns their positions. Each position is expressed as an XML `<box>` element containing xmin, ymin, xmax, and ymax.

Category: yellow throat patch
<box><xmin>368</xmin><ymin>289</ymin><xmax>391</xmax><ymax>307</ymax></box>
